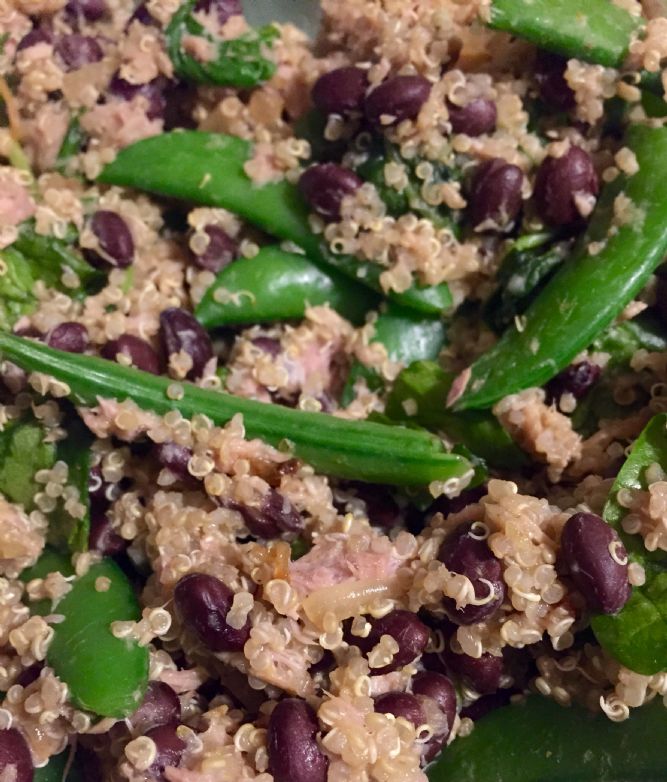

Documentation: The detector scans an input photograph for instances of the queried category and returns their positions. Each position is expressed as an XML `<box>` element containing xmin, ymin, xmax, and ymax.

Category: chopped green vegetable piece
<box><xmin>0</xmin><ymin>419</ymin><xmax>56</xmax><ymax>511</ymax></box>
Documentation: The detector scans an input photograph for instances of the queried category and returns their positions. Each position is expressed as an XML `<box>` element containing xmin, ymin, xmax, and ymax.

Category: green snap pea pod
<box><xmin>487</xmin><ymin>0</ymin><xmax>642</xmax><ymax>68</ymax></box>
<box><xmin>45</xmin><ymin>558</ymin><xmax>149</xmax><ymax>717</ymax></box>
<box><xmin>195</xmin><ymin>245</ymin><xmax>379</xmax><ymax>328</ymax></box>
<box><xmin>428</xmin><ymin>695</ymin><xmax>667</xmax><ymax>781</ymax></box>
<box><xmin>591</xmin><ymin>413</ymin><xmax>667</xmax><ymax>675</ymax></box>
<box><xmin>0</xmin><ymin>333</ymin><xmax>473</xmax><ymax>487</ymax></box>
<box><xmin>54</xmin><ymin>114</ymin><xmax>86</xmax><ymax>173</ymax></box>
<box><xmin>0</xmin><ymin>418</ymin><xmax>56</xmax><ymax>511</ymax></box>
<box><xmin>166</xmin><ymin>0</ymin><xmax>278</xmax><ymax>88</ymax></box>
<box><xmin>452</xmin><ymin>124</ymin><xmax>667</xmax><ymax>410</ymax></box>
<box><xmin>99</xmin><ymin>131</ymin><xmax>453</xmax><ymax>315</ymax></box>
<box><xmin>385</xmin><ymin>360</ymin><xmax>527</xmax><ymax>469</ymax></box>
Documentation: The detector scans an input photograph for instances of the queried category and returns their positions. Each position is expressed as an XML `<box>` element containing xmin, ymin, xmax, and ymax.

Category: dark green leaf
<box><xmin>54</xmin><ymin>115</ymin><xmax>86</xmax><ymax>172</ymax></box>
<box><xmin>0</xmin><ymin>419</ymin><xmax>56</xmax><ymax>510</ymax></box>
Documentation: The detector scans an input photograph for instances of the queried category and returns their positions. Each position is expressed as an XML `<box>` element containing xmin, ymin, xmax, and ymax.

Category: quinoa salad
<box><xmin>0</xmin><ymin>0</ymin><xmax>667</xmax><ymax>779</ymax></box>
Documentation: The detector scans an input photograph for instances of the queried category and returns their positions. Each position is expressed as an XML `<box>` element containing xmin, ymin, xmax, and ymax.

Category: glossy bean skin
<box><xmin>154</xmin><ymin>442</ymin><xmax>192</xmax><ymax>479</ymax></box>
<box><xmin>87</xmin><ymin>211</ymin><xmax>135</xmax><ymax>267</ymax></box>
<box><xmin>130</xmin><ymin>682</ymin><xmax>181</xmax><ymax>735</ymax></box>
<box><xmin>159</xmin><ymin>308</ymin><xmax>214</xmax><ymax>380</ymax></box>
<box><xmin>444</xmin><ymin>649</ymin><xmax>503</xmax><ymax>694</ymax></box>
<box><xmin>174</xmin><ymin>572</ymin><xmax>250</xmax><ymax>652</ymax></box>
<box><xmin>46</xmin><ymin>322</ymin><xmax>89</xmax><ymax>354</ymax></box>
<box><xmin>534</xmin><ymin>52</ymin><xmax>575</xmax><ymax>111</ymax></box>
<box><xmin>533</xmin><ymin>146</ymin><xmax>599</xmax><ymax>227</ymax></box>
<box><xmin>17</xmin><ymin>27</ymin><xmax>53</xmax><ymax>51</ymax></box>
<box><xmin>0</xmin><ymin>728</ymin><xmax>34</xmax><ymax>782</ymax></box>
<box><xmin>459</xmin><ymin>689</ymin><xmax>514</xmax><ymax>722</ymax></box>
<box><xmin>438</xmin><ymin>522</ymin><xmax>505</xmax><ymax>625</ymax></box>
<box><xmin>346</xmin><ymin>609</ymin><xmax>429</xmax><ymax>674</ymax></box>
<box><xmin>311</xmin><ymin>67</ymin><xmax>368</xmax><ymax>115</ymax></box>
<box><xmin>298</xmin><ymin>164</ymin><xmax>362</xmax><ymax>221</ymax></box>
<box><xmin>374</xmin><ymin>691</ymin><xmax>425</xmax><ymax>726</ymax></box>
<box><xmin>448</xmin><ymin>99</ymin><xmax>497</xmax><ymax>136</ymax></box>
<box><xmin>469</xmin><ymin>159</ymin><xmax>523</xmax><ymax>230</ymax></box>
<box><xmin>559</xmin><ymin>512</ymin><xmax>630</xmax><ymax>614</ymax></box>
<box><xmin>108</xmin><ymin>75</ymin><xmax>166</xmax><ymax>121</ymax></box>
<box><xmin>66</xmin><ymin>0</ymin><xmax>107</xmax><ymax>21</ymax></box>
<box><xmin>412</xmin><ymin>670</ymin><xmax>457</xmax><ymax>733</ymax></box>
<box><xmin>225</xmin><ymin>489</ymin><xmax>304</xmax><ymax>539</ymax></box>
<box><xmin>191</xmin><ymin>225</ymin><xmax>238</xmax><ymax>273</ymax></box>
<box><xmin>88</xmin><ymin>507</ymin><xmax>127</xmax><ymax>556</ymax></box>
<box><xmin>146</xmin><ymin>722</ymin><xmax>186</xmax><ymax>779</ymax></box>
<box><xmin>267</xmin><ymin>699</ymin><xmax>329</xmax><ymax>782</ymax></box>
<box><xmin>545</xmin><ymin>360</ymin><xmax>601</xmax><ymax>403</ymax></box>
<box><xmin>364</xmin><ymin>75</ymin><xmax>431</xmax><ymax>126</ymax></box>
<box><xmin>194</xmin><ymin>0</ymin><xmax>241</xmax><ymax>24</ymax></box>
<box><xmin>101</xmin><ymin>335</ymin><xmax>161</xmax><ymax>375</ymax></box>
<box><xmin>55</xmin><ymin>34</ymin><xmax>103</xmax><ymax>70</ymax></box>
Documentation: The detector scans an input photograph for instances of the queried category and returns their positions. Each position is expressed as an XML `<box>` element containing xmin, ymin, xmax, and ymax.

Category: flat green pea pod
<box><xmin>166</xmin><ymin>0</ymin><xmax>278</xmax><ymax>88</ymax></box>
<box><xmin>591</xmin><ymin>414</ymin><xmax>667</xmax><ymax>675</ymax></box>
<box><xmin>99</xmin><ymin>132</ymin><xmax>453</xmax><ymax>315</ymax></box>
<box><xmin>385</xmin><ymin>360</ymin><xmax>526</xmax><ymax>470</ymax></box>
<box><xmin>452</xmin><ymin>125</ymin><xmax>667</xmax><ymax>410</ymax></box>
<box><xmin>429</xmin><ymin>695</ymin><xmax>667</xmax><ymax>781</ymax></box>
<box><xmin>46</xmin><ymin>558</ymin><xmax>149</xmax><ymax>717</ymax></box>
<box><xmin>196</xmin><ymin>246</ymin><xmax>379</xmax><ymax>328</ymax></box>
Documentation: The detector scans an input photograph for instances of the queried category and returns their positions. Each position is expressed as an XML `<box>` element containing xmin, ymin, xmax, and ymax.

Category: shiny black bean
<box><xmin>298</xmin><ymin>163</ymin><xmax>362</xmax><ymax>221</ymax></box>
<box><xmin>101</xmin><ymin>334</ymin><xmax>161</xmax><ymax>375</ymax></box>
<box><xmin>128</xmin><ymin>2</ymin><xmax>154</xmax><ymax>26</ymax></box>
<box><xmin>267</xmin><ymin>699</ymin><xmax>328</xmax><ymax>782</ymax></box>
<box><xmin>17</xmin><ymin>27</ymin><xmax>53</xmax><ymax>51</ymax></box>
<box><xmin>154</xmin><ymin>442</ymin><xmax>192</xmax><ymax>479</ymax></box>
<box><xmin>194</xmin><ymin>0</ymin><xmax>242</xmax><ymax>24</ymax></box>
<box><xmin>364</xmin><ymin>75</ymin><xmax>431</xmax><ymax>126</ymax></box>
<box><xmin>191</xmin><ymin>225</ymin><xmax>238</xmax><ymax>273</ymax></box>
<box><xmin>533</xmin><ymin>145</ymin><xmax>599</xmax><ymax>227</ymax></box>
<box><xmin>343</xmin><ymin>482</ymin><xmax>400</xmax><ymax>529</ymax></box>
<box><xmin>55</xmin><ymin>34</ymin><xmax>103</xmax><ymax>70</ymax></box>
<box><xmin>87</xmin><ymin>210</ymin><xmax>135</xmax><ymax>267</ymax></box>
<box><xmin>146</xmin><ymin>722</ymin><xmax>185</xmax><ymax>779</ymax></box>
<box><xmin>311</xmin><ymin>66</ymin><xmax>368</xmax><ymax>116</ymax></box>
<box><xmin>46</xmin><ymin>322</ymin><xmax>89</xmax><ymax>354</ymax></box>
<box><xmin>88</xmin><ymin>507</ymin><xmax>127</xmax><ymax>556</ymax></box>
<box><xmin>224</xmin><ymin>489</ymin><xmax>304</xmax><ymax>539</ymax></box>
<box><xmin>460</xmin><ymin>689</ymin><xmax>514</xmax><ymax>721</ymax></box>
<box><xmin>448</xmin><ymin>98</ymin><xmax>497</xmax><ymax>137</ymax></box>
<box><xmin>546</xmin><ymin>360</ymin><xmax>601</xmax><ymax>403</ymax></box>
<box><xmin>469</xmin><ymin>158</ymin><xmax>523</xmax><ymax>231</ymax></box>
<box><xmin>559</xmin><ymin>512</ymin><xmax>630</xmax><ymax>614</ymax></box>
<box><xmin>346</xmin><ymin>609</ymin><xmax>429</xmax><ymax>675</ymax></box>
<box><xmin>444</xmin><ymin>649</ymin><xmax>503</xmax><ymax>695</ymax></box>
<box><xmin>411</xmin><ymin>670</ymin><xmax>457</xmax><ymax>734</ymax></box>
<box><xmin>438</xmin><ymin>522</ymin><xmax>505</xmax><ymax>625</ymax></box>
<box><xmin>0</xmin><ymin>728</ymin><xmax>33</xmax><ymax>782</ymax></box>
<box><xmin>130</xmin><ymin>682</ymin><xmax>181</xmax><ymax>735</ymax></box>
<box><xmin>534</xmin><ymin>52</ymin><xmax>575</xmax><ymax>112</ymax></box>
<box><xmin>374</xmin><ymin>691</ymin><xmax>425</xmax><ymax>726</ymax></box>
<box><xmin>174</xmin><ymin>572</ymin><xmax>250</xmax><ymax>652</ymax></box>
<box><xmin>159</xmin><ymin>308</ymin><xmax>213</xmax><ymax>380</ymax></box>
<box><xmin>66</xmin><ymin>0</ymin><xmax>107</xmax><ymax>21</ymax></box>
<box><xmin>108</xmin><ymin>75</ymin><xmax>167</xmax><ymax>121</ymax></box>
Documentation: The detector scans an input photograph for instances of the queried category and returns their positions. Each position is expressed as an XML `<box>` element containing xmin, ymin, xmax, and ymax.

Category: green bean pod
<box><xmin>99</xmin><ymin>132</ymin><xmax>453</xmax><ymax>315</ymax></box>
<box><xmin>487</xmin><ymin>0</ymin><xmax>641</xmax><ymax>68</ymax></box>
<box><xmin>196</xmin><ymin>245</ymin><xmax>379</xmax><ymax>327</ymax></box>
<box><xmin>0</xmin><ymin>333</ymin><xmax>472</xmax><ymax>487</ymax></box>
<box><xmin>453</xmin><ymin>125</ymin><xmax>667</xmax><ymax>410</ymax></box>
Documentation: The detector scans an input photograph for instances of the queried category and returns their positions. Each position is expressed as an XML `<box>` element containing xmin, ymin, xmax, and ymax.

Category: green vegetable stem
<box><xmin>196</xmin><ymin>245</ymin><xmax>379</xmax><ymax>328</ymax></box>
<box><xmin>166</xmin><ymin>0</ymin><xmax>278</xmax><ymax>87</ymax></box>
<box><xmin>428</xmin><ymin>695</ymin><xmax>667</xmax><ymax>781</ymax></box>
<box><xmin>99</xmin><ymin>131</ymin><xmax>453</xmax><ymax>315</ymax></box>
<box><xmin>0</xmin><ymin>333</ymin><xmax>473</xmax><ymax>487</ymax></box>
<box><xmin>592</xmin><ymin>413</ymin><xmax>667</xmax><ymax>675</ymax></box>
<box><xmin>452</xmin><ymin>125</ymin><xmax>667</xmax><ymax>410</ymax></box>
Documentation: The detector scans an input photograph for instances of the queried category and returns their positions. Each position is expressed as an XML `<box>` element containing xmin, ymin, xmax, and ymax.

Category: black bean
<box><xmin>108</xmin><ymin>75</ymin><xmax>167</xmax><ymax>121</ymax></box>
<box><xmin>88</xmin><ymin>507</ymin><xmax>127</xmax><ymax>556</ymax></box>
<box><xmin>460</xmin><ymin>689</ymin><xmax>514</xmax><ymax>721</ymax></box>
<box><xmin>558</xmin><ymin>512</ymin><xmax>630</xmax><ymax>614</ymax></box>
<box><xmin>130</xmin><ymin>682</ymin><xmax>181</xmax><ymax>735</ymax></box>
<box><xmin>443</xmin><ymin>649</ymin><xmax>503</xmax><ymax>695</ymax></box>
<box><xmin>345</xmin><ymin>609</ymin><xmax>429</xmax><ymax>675</ymax></box>
<box><xmin>190</xmin><ymin>225</ymin><xmax>238</xmax><ymax>273</ymax></box>
<box><xmin>194</xmin><ymin>0</ymin><xmax>241</xmax><ymax>24</ymax></box>
<box><xmin>311</xmin><ymin>67</ymin><xmax>368</xmax><ymax>116</ymax></box>
<box><xmin>224</xmin><ymin>489</ymin><xmax>304</xmax><ymax>539</ymax></box>
<box><xmin>86</xmin><ymin>210</ymin><xmax>135</xmax><ymax>268</ymax></box>
<box><xmin>428</xmin><ymin>485</ymin><xmax>486</xmax><ymax>518</ymax></box>
<box><xmin>16</xmin><ymin>664</ymin><xmax>42</xmax><ymax>689</ymax></box>
<box><xmin>159</xmin><ymin>308</ymin><xmax>213</xmax><ymax>380</ymax></box>
<box><xmin>145</xmin><ymin>722</ymin><xmax>185</xmax><ymax>779</ymax></box>
<box><xmin>438</xmin><ymin>522</ymin><xmax>505</xmax><ymax>625</ymax></box>
<box><xmin>17</xmin><ymin>27</ymin><xmax>53</xmax><ymax>52</ymax></box>
<box><xmin>251</xmin><ymin>336</ymin><xmax>281</xmax><ymax>357</ymax></box>
<box><xmin>0</xmin><ymin>728</ymin><xmax>33</xmax><ymax>782</ymax></box>
<box><xmin>46</xmin><ymin>322</ymin><xmax>89</xmax><ymax>354</ymax></box>
<box><xmin>267</xmin><ymin>699</ymin><xmax>328</xmax><ymax>782</ymax></box>
<box><xmin>55</xmin><ymin>34</ymin><xmax>103</xmax><ymax>70</ymax></box>
<box><xmin>101</xmin><ymin>334</ymin><xmax>161</xmax><ymax>375</ymax></box>
<box><xmin>154</xmin><ymin>442</ymin><xmax>192</xmax><ymax>479</ymax></box>
<box><xmin>66</xmin><ymin>0</ymin><xmax>107</xmax><ymax>21</ymax></box>
<box><xmin>364</xmin><ymin>75</ymin><xmax>431</xmax><ymax>126</ymax></box>
<box><xmin>174</xmin><ymin>572</ymin><xmax>250</xmax><ymax>652</ymax></box>
<box><xmin>448</xmin><ymin>98</ymin><xmax>497</xmax><ymax>136</ymax></box>
<box><xmin>411</xmin><ymin>671</ymin><xmax>457</xmax><ymax>733</ymax></box>
<box><xmin>534</xmin><ymin>52</ymin><xmax>575</xmax><ymax>112</ymax></box>
<box><xmin>309</xmin><ymin>648</ymin><xmax>335</xmax><ymax>675</ymax></box>
<box><xmin>533</xmin><ymin>145</ymin><xmax>599</xmax><ymax>227</ymax></box>
<box><xmin>128</xmin><ymin>2</ymin><xmax>154</xmax><ymax>26</ymax></box>
<box><xmin>374</xmin><ymin>691</ymin><xmax>425</xmax><ymax>726</ymax></box>
<box><xmin>298</xmin><ymin>163</ymin><xmax>362</xmax><ymax>221</ymax></box>
<box><xmin>343</xmin><ymin>482</ymin><xmax>400</xmax><ymax>529</ymax></box>
<box><xmin>545</xmin><ymin>360</ymin><xmax>601</xmax><ymax>403</ymax></box>
<box><xmin>469</xmin><ymin>158</ymin><xmax>523</xmax><ymax>231</ymax></box>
